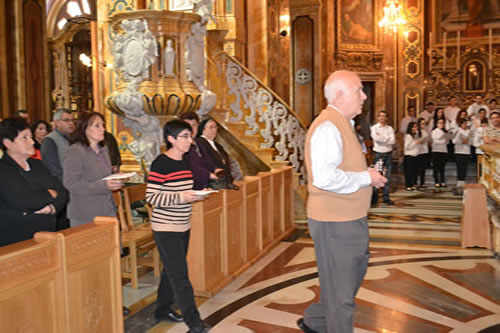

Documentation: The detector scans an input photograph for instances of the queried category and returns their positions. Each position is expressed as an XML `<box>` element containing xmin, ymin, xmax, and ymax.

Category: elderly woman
<box><xmin>0</xmin><ymin>117</ymin><xmax>68</xmax><ymax>247</ymax></box>
<box><xmin>179</xmin><ymin>112</ymin><xmax>222</xmax><ymax>190</ymax></box>
<box><xmin>196</xmin><ymin>117</ymin><xmax>239</xmax><ymax>189</ymax></box>
<box><xmin>63</xmin><ymin>112</ymin><xmax>122</xmax><ymax>227</ymax></box>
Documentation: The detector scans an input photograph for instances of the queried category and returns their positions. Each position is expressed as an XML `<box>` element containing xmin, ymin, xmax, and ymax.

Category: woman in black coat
<box><xmin>0</xmin><ymin>117</ymin><xmax>68</xmax><ymax>247</ymax></box>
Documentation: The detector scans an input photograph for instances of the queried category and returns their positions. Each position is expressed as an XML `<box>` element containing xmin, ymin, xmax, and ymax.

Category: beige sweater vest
<box><xmin>305</xmin><ymin>108</ymin><xmax>372</xmax><ymax>222</ymax></box>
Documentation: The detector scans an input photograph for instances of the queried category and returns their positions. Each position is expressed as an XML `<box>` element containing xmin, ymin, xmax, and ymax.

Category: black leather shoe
<box><xmin>187</xmin><ymin>322</ymin><xmax>211</xmax><ymax>332</ymax></box>
<box><xmin>297</xmin><ymin>318</ymin><xmax>317</xmax><ymax>333</ymax></box>
<box><xmin>156</xmin><ymin>310</ymin><xmax>183</xmax><ymax>323</ymax></box>
<box><xmin>122</xmin><ymin>306</ymin><xmax>130</xmax><ymax>316</ymax></box>
<box><xmin>383</xmin><ymin>199</ymin><xmax>395</xmax><ymax>206</ymax></box>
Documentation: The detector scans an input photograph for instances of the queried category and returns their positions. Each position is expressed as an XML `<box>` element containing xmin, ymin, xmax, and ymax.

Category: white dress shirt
<box><xmin>443</xmin><ymin>106</ymin><xmax>460</xmax><ymax>123</ymax></box>
<box><xmin>418</xmin><ymin>130</ymin><xmax>430</xmax><ymax>155</ymax></box>
<box><xmin>371</xmin><ymin>123</ymin><xmax>395</xmax><ymax>153</ymax></box>
<box><xmin>467</xmin><ymin>103</ymin><xmax>489</xmax><ymax>118</ymax></box>
<box><xmin>310</xmin><ymin>120</ymin><xmax>371</xmax><ymax>194</ymax></box>
<box><xmin>399</xmin><ymin>116</ymin><xmax>417</xmax><ymax>134</ymax></box>
<box><xmin>431</xmin><ymin>128</ymin><xmax>451</xmax><ymax>153</ymax></box>
<box><xmin>472</xmin><ymin>127</ymin><xmax>485</xmax><ymax>154</ymax></box>
<box><xmin>404</xmin><ymin>134</ymin><xmax>420</xmax><ymax>157</ymax></box>
<box><xmin>453</xmin><ymin>128</ymin><xmax>472</xmax><ymax>155</ymax></box>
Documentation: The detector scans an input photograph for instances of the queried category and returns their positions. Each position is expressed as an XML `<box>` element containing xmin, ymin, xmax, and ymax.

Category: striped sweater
<box><xmin>146</xmin><ymin>154</ymin><xmax>193</xmax><ymax>232</ymax></box>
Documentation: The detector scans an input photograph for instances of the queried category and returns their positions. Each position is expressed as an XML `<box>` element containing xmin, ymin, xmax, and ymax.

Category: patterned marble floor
<box><xmin>125</xmin><ymin>185</ymin><xmax>500</xmax><ymax>333</ymax></box>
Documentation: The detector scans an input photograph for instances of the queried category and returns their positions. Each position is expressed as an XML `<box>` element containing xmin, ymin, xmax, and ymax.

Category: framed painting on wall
<box><xmin>434</xmin><ymin>0</ymin><xmax>500</xmax><ymax>41</ymax></box>
<box><xmin>169</xmin><ymin>0</ymin><xmax>193</xmax><ymax>11</ymax></box>
<box><xmin>337</xmin><ymin>0</ymin><xmax>380</xmax><ymax>50</ymax></box>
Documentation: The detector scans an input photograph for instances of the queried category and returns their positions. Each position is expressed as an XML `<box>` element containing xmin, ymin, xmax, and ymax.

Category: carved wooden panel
<box><xmin>224</xmin><ymin>189</ymin><xmax>245</xmax><ymax>274</ymax></box>
<box><xmin>259</xmin><ymin>172</ymin><xmax>273</xmax><ymax>248</ymax></box>
<box><xmin>23</xmin><ymin>0</ymin><xmax>47</xmax><ymax>121</ymax></box>
<box><xmin>293</xmin><ymin>15</ymin><xmax>314</xmax><ymax>126</ymax></box>
<box><xmin>245</xmin><ymin>178</ymin><xmax>261</xmax><ymax>261</ymax></box>
<box><xmin>271</xmin><ymin>170</ymin><xmax>284</xmax><ymax>238</ymax></box>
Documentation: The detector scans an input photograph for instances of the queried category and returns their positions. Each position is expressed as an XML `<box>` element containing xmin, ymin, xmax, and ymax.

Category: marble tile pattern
<box><xmin>126</xmin><ymin>186</ymin><xmax>500</xmax><ymax>333</ymax></box>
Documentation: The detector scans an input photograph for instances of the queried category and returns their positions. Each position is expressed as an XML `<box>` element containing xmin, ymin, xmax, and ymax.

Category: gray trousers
<box><xmin>304</xmin><ymin>217</ymin><xmax>369</xmax><ymax>333</ymax></box>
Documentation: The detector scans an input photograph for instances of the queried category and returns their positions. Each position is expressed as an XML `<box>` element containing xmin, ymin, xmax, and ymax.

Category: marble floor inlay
<box><xmin>125</xmin><ymin>184</ymin><xmax>500</xmax><ymax>333</ymax></box>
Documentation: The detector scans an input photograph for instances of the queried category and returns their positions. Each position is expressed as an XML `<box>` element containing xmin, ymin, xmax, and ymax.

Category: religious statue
<box><xmin>185</xmin><ymin>22</ymin><xmax>206</xmax><ymax>91</ymax></box>
<box><xmin>113</xmin><ymin>85</ymin><xmax>163</xmax><ymax>168</ymax></box>
<box><xmin>465</xmin><ymin>61</ymin><xmax>485</xmax><ymax>91</ymax></box>
<box><xmin>193</xmin><ymin>0</ymin><xmax>215</xmax><ymax>25</ymax></box>
<box><xmin>164</xmin><ymin>39</ymin><xmax>176</xmax><ymax>76</ymax></box>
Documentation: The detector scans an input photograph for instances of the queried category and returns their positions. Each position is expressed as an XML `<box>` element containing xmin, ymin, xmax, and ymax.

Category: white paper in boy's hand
<box><xmin>102</xmin><ymin>172</ymin><xmax>137</xmax><ymax>180</ymax></box>
<box><xmin>192</xmin><ymin>190</ymin><xmax>218</xmax><ymax>197</ymax></box>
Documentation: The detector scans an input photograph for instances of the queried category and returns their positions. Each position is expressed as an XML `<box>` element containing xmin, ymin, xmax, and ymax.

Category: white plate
<box><xmin>102</xmin><ymin>172</ymin><xmax>137</xmax><ymax>180</ymax></box>
<box><xmin>192</xmin><ymin>190</ymin><xmax>218</xmax><ymax>196</ymax></box>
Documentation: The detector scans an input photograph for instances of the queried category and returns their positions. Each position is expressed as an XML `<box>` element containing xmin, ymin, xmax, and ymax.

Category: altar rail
<box><xmin>188</xmin><ymin>166</ymin><xmax>295</xmax><ymax>296</ymax></box>
<box><xmin>0</xmin><ymin>218</ymin><xmax>123</xmax><ymax>333</ymax></box>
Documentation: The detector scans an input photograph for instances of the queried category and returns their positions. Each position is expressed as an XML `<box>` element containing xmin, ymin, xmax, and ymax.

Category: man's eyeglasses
<box><xmin>59</xmin><ymin>118</ymin><xmax>74</xmax><ymax>123</ymax></box>
<box><xmin>177</xmin><ymin>134</ymin><xmax>193</xmax><ymax>139</ymax></box>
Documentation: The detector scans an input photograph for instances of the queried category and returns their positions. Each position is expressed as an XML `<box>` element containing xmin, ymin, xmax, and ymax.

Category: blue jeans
<box><xmin>372</xmin><ymin>151</ymin><xmax>392</xmax><ymax>202</ymax></box>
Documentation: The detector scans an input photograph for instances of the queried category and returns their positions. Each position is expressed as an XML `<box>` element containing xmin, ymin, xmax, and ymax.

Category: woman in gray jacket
<box><xmin>63</xmin><ymin>112</ymin><xmax>122</xmax><ymax>227</ymax></box>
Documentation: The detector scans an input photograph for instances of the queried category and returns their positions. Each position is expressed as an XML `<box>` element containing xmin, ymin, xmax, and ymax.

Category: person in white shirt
<box><xmin>371</xmin><ymin>110</ymin><xmax>396</xmax><ymax>205</ymax></box>
<box><xmin>420</xmin><ymin>102</ymin><xmax>435</xmax><ymax>131</ymax></box>
<box><xmin>488</xmin><ymin>99</ymin><xmax>498</xmax><ymax>116</ymax></box>
<box><xmin>466</xmin><ymin>94</ymin><xmax>489</xmax><ymax>119</ymax></box>
<box><xmin>453</xmin><ymin>119</ymin><xmax>472</xmax><ymax>194</ymax></box>
<box><xmin>472</xmin><ymin>108</ymin><xmax>488</xmax><ymax>129</ymax></box>
<box><xmin>403</xmin><ymin>122</ymin><xmax>420</xmax><ymax>191</ymax></box>
<box><xmin>420</xmin><ymin>102</ymin><xmax>435</xmax><ymax>122</ymax></box>
<box><xmin>473</xmin><ymin>118</ymin><xmax>489</xmax><ymax>155</ymax></box>
<box><xmin>416</xmin><ymin>118</ymin><xmax>431</xmax><ymax>188</ymax></box>
<box><xmin>430</xmin><ymin>107</ymin><xmax>449</xmax><ymax>132</ymax></box>
<box><xmin>300</xmin><ymin>70</ymin><xmax>387</xmax><ymax>333</ymax></box>
<box><xmin>399</xmin><ymin>106</ymin><xmax>417</xmax><ymax>134</ymax></box>
<box><xmin>444</xmin><ymin>96</ymin><xmax>460</xmax><ymax>123</ymax></box>
<box><xmin>431</xmin><ymin>119</ymin><xmax>452</xmax><ymax>188</ymax></box>
<box><xmin>449</xmin><ymin>110</ymin><xmax>469</xmax><ymax>136</ymax></box>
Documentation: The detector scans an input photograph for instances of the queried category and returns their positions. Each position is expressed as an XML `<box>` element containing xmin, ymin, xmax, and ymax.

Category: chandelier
<box><xmin>378</xmin><ymin>0</ymin><xmax>407</xmax><ymax>32</ymax></box>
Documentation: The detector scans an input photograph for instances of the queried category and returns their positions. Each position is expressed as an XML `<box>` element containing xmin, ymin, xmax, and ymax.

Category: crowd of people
<box><xmin>0</xmin><ymin>108</ymin><xmax>242</xmax><ymax>332</ymax></box>
<box><xmin>365</xmin><ymin>94</ymin><xmax>500</xmax><ymax>201</ymax></box>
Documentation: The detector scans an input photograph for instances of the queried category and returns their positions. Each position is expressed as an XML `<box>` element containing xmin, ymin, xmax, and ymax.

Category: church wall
<box><xmin>0</xmin><ymin>0</ymin><xmax>50</xmax><ymax>120</ymax></box>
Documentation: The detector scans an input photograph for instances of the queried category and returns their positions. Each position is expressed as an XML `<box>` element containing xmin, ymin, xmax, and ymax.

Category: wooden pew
<box><xmin>0</xmin><ymin>218</ymin><xmax>124</xmax><ymax>333</ymax></box>
<box><xmin>187</xmin><ymin>166</ymin><xmax>295</xmax><ymax>296</ymax></box>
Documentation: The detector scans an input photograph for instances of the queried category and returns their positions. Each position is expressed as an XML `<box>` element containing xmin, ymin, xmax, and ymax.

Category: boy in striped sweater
<box><xmin>146</xmin><ymin>119</ymin><xmax>209</xmax><ymax>333</ymax></box>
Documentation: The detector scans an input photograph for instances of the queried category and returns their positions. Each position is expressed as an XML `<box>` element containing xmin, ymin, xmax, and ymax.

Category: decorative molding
<box><xmin>71</xmin><ymin>231</ymin><xmax>112</xmax><ymax>253</ymax></box>
<box><xmin>225</xmin><ymin>59</ymin><xmax>306</xmax><ymax>178</ymax></box>
<box><xmin>0</xmin><ymin>250</ymin><xmax>52</xmax><ymax>281</ymax></box>
<box><xmin>84</xmin><ymin>289</ymin><xmax>103</xmax><ymax>331</ymax></box>
<box><xmin>335</xmin><ymin>51</ymin><xmax>384</xmax><ymax>71</ymax></box>
<box><xmin>109</xmin><ymin>18</ymin><xmax>162</xmax><ymax>168</ymax></box>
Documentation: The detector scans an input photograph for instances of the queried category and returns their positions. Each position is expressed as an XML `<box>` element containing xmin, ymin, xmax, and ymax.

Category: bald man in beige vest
<box><xmin>297</xmin><ymin>70</ymin><xmax>386</xmax><ymax>333</ymax></box>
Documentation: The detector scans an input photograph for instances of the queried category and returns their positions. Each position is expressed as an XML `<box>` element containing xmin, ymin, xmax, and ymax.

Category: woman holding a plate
<box><xmin>63</xmin><ymin>112</ymin><xmax>123</xmax><ymax>227</ymax></box>
<box><xmin>146</xmin><ymin>119</ymin><xmax>210</xmax><ymax>333</ymax></box>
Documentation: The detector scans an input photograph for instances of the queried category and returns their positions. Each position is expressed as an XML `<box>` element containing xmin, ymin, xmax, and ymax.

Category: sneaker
<box><xmin>440</xmin><ymin>183</ymin><xmax>446</xmax><ymax>187</ymax></box>
<box><xmin>406</xmin><ymin>187</ymin><xmax>413</xmax><ymax>191</ymax></box>
<box><xmin>411</xmin><ymin>186</ymin><xmax>417</xmax><ymax>191</ymax></box>
<box><xmin>434</xmin><ymin>183</ymin><xmax>441</xmax><ymax>188</ymax></box>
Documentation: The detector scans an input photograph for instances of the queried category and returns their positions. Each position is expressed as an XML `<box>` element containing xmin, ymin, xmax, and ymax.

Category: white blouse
<box><xmin>431</xmin><ymin>128</ymin><xmax>451</xmax><ymax>153</ymax></box>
